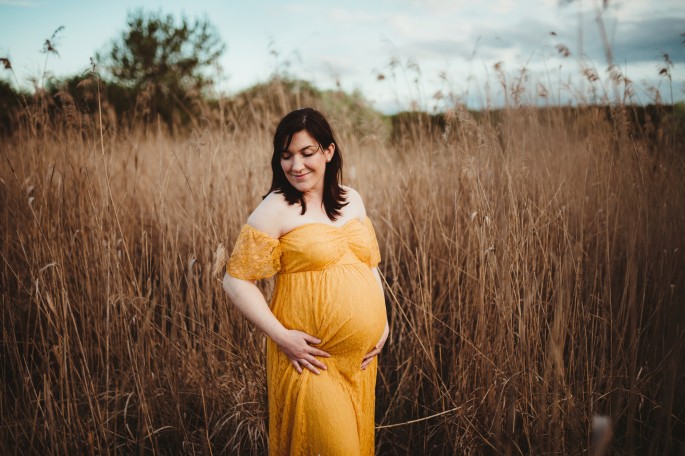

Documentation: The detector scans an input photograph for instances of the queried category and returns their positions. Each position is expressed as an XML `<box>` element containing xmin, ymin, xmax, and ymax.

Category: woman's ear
<box><xmin>324</xmin><ymin>143</ymin><xmax>335</xmax><ymax>162</ymax></box>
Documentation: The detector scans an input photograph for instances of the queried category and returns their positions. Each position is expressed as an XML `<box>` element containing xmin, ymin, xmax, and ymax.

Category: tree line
<box><xmin>1</xmin><ymin>9</ymin><xmax>682</xmax><ymax>144</ymax></box>
<box><xmin>0</xmin><ymin>10</ymin><xmax>227</xmax><ymax>135</ymax></box>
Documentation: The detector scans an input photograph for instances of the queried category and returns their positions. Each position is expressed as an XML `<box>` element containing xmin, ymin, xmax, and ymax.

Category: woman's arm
<box><xmin>223</xmin><ymin>273</ymin><xmax>330</xmax><ymax>374</ymax></box>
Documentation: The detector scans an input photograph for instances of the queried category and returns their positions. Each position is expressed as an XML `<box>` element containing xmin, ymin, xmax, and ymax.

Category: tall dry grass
<box><xmin>1</xmin><ymin>79</ymin><xmax>684</xmax><ymax>454</ymax></box>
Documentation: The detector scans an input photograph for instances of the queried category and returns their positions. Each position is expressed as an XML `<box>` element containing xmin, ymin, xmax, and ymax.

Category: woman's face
<box><xmin>280</xmin><ymin>130</ymin><xmax>334</xmax><ymax>196</ymax></box>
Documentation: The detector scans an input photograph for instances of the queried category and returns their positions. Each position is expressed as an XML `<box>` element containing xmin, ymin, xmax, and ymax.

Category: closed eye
<box><xmin>281</xmin><ymin>145</ymin><xmax>319</xmax><ymax>160</ymax></box>
<box><xmin>302</xmin><ymin>145</ymin><xmax>320</xmax><ymax>155</ymax></box>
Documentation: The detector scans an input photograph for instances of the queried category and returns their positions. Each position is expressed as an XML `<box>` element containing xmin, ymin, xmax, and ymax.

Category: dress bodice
<box><xmin>227</xmin><ymin>216</ymin><xmax>381</xmax><ymax>280</ymax></box>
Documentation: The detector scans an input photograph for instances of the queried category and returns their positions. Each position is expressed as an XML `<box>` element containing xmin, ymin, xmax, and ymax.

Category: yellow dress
<box><xmin>227</xmin><ymin>216</ymin><xmax>386</xmax><ymax>455</ymax></box>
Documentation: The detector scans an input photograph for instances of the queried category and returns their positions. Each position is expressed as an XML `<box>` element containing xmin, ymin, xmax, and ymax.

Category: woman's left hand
<box><xmin>361</xmin><ymin>321</ymin><xmax>389</xmax><ymax>370</ymax></box>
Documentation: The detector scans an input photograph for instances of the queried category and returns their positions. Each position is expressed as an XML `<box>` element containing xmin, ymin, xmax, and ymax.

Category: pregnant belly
<box><xmin>272</xmin><ymin>264</ymin><xmax>387</xmax><ymax>365</ymax></box>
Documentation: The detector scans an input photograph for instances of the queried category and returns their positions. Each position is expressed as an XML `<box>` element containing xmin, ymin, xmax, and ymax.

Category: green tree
<box><xmin>0</xmin><ymin>79</ymin><xmax>21</xmax><ymax>135</ymax></box>
<box><xmin>98</xmin><ymin>9</ymin><xmax>225</xmax><ymax>128</ymax></box>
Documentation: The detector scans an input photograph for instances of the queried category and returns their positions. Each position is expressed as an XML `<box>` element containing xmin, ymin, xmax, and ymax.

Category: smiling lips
<box><xmin>291</xmin><ymin>172</ymin><xmax>310</xmax><ymax>180</ymax></box>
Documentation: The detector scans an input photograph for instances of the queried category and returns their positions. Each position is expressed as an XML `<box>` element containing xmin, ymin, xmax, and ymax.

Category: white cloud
<box><xmin>329</xmin><ymin>8</ymin><xmax>376</xmax><ymax>23</ymax></box>
<box><xmin>281</xmin><ymin>3</ymin><xmax>307</xmax><ymax>14</ymax></box>
<box><xmin>382</xmin><ymin>11</ymin><xmax>475</xmax><ymax>43</ymax></box>
<box><xmin>403</xmin><ymin>0</ymin><xmax>468</xmax><ymax>14</ymax></box>
<box><xmin>315</xmin><ymin>55</ymin><xmax>364</xmax><ymax>78</ymax></box>
<box><xmin>404</xmin><ymin>40</ymin><xmax>461</xmax><ymax>58</ymax></box>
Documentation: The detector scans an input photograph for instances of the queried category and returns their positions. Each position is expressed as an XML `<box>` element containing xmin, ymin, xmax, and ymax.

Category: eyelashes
<box><xmin>280</xmin><ymin>151</ymin><xmax>317</xmax><ymax>160</ymax></box>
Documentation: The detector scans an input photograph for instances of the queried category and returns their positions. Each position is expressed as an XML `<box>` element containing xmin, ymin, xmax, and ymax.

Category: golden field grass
<box><xmin>1</xmin><ymin>85</ymin><xmax>684</xmax><ymax>454</ymax></box>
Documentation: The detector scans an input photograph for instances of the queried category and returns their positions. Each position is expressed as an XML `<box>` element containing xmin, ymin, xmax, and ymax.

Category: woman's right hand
<box><xmin>275</xmin><ymin>329</ymin><xmax>331</xmax><ymax>375</ymax></box>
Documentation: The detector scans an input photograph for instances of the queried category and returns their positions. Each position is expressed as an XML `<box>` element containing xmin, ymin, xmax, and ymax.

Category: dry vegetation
<box><xmin>1</xmin><ymin>78</ymin><xmax>684</xmax><ymax>455</ymax></box>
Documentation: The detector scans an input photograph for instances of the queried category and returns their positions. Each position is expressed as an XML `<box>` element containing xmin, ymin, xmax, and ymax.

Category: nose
<box><xmin>291</xmin><ymin>154</ymin><xmax>305</xmax><ymax>172</ymax></box>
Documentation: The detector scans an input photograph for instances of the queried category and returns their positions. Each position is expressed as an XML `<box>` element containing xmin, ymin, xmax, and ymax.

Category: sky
<box><xmin>1</xmin><ymin>0</ymin><xmax>683</xmax><ymax>113</ymax></box>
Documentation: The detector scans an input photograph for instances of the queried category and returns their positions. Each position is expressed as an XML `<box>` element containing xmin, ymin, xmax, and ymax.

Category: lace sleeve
<box><xmin>364</xmin><ymin>217</ymin><xmax>382</xmax><ymax>268</ymax></box>
<box><xmin>227</xmin><ymin>224</ymin><xmax>282</xmax><ymax>280</ymax></box>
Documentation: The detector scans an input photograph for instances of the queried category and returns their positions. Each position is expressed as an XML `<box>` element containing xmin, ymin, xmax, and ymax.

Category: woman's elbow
<box><xmin>222</xmin><ymin>272</ymin><xmax>237</xmax><ymax>298</ymax></box>
<box><xmin>222</xmin><ymin>272</ymin><xmax>254</xmax><ymax>300</ymax></box>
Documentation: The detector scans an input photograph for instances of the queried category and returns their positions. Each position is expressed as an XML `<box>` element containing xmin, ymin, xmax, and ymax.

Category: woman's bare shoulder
<box><xmin>246</xmin><ymin>192</ymin><xmax>289</xmax><ymax>239</ymax></box>
<box><xmin>341</xmin><ymin>185</ymin><xmax>367</xmax><ymax>219</ymax></box>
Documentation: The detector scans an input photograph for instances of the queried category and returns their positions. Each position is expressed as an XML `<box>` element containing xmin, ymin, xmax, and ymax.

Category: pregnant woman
<box><xmin>222</xmin><ymin>108</ymin><xmax>389</xmax><ymax>455</ymax></box>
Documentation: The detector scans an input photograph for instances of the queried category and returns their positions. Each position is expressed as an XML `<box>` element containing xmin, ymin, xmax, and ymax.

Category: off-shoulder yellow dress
<box><xmin>227</xmin><ymin>216</ymin><xmax>386</xmax><ymax>455</ymax></box>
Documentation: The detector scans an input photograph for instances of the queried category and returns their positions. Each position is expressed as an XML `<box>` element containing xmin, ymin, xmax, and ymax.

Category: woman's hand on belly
<box><xmin>361</xmin><ymin>320</ymin><xmax>389</xmax><ymax>370</ymax></box>
<box><xmin>274</xmin><ymin>329</ymin><xmax>331</xmax><ymax>375</ymax></box>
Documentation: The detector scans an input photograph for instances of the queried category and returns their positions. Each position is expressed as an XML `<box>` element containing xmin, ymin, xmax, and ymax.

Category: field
<box><xmin>1</xmin><ymin>81</ymin><xmax>684</xmax><ymax>454</ymax></box>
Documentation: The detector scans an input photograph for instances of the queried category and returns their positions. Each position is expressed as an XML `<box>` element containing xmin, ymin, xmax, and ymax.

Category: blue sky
<box><xmin>1</xmin><ymin>0</ymin><xmax>683</xmax><ymax>112</ymax></box>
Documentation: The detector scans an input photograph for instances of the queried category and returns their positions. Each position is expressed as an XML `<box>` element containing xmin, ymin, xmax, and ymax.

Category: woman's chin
<box><xmin>287</xmin><ymin>180</ymin><xmax>311</xmax><ymax>193</ymax></box>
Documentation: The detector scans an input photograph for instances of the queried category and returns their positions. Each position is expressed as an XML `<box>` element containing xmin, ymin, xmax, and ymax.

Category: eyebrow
<box><xmin>282</xmin><ymin>144</ymin><xmax>318</xmax><ymax>154</ymax></box>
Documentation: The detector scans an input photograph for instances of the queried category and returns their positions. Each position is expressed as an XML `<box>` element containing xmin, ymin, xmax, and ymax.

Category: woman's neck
<box><xmin>303</xmin><ymin>189</ymin><xmax>324</xmax><ymax>208</ymax></box>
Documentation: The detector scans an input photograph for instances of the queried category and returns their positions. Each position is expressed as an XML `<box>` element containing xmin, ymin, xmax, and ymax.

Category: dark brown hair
<box><xmin>266</xmin><ymin>108</ymin><xmax>348</xmax><ymax>220</ymax></box>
